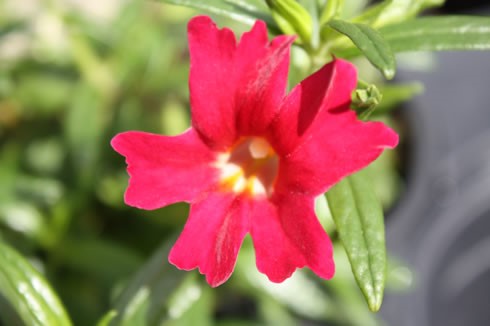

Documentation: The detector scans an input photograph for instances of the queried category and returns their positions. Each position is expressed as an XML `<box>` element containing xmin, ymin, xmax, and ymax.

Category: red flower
<box><xmin>111</xmin><ymin>16</ymin><xmax>398</xmax><ymax>287</ymax></box>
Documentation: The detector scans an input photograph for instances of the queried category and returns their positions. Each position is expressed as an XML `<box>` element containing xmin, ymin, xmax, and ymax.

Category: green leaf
<box><xmin>0</xmin><ymin>241</ymin><xmax>72</xmax><ymax>326</ymax></box>
<box><xmin>160</xmin><ymin>0</ymin><xmax>275</xmax><ymax>27</ymax></box>
<box><xmin>351</xmin><ymin>0</ymin><xmax>391</xmax><ymax>26</ymax></box>
<box><xmin>64</xmin><ymin>85</ymin><xmax>105</xmax><ymax>189</ymax></box>
<box><xmin>110</xmin><ymin>238</ymin><xmax>188</xmax><ymax>326</ymax></box>
<box><xmin>329</xmin><ymin>20</ymin><xmax>396</xmax><ymax>79</ymax></box>
<box><xmin>381</xmin><ymin>16</ymin><xmax>490</xmax><ymax>52</ymax></box>
<box><xmin>163</xmin><ymin>278</ymin><xmax>212</xmax><ymax>326</ymax></box>
<box><xmin>354</xmin><ymin>0</ymin><xmax>445</xmax><ymax>28</ymax></box>
<box><xmin>234</xmin><ymin>239</ymin><xmax>338</xmax><ymax>321</ymax></box>
<box><xmin>257</xmin><ymin>296</ymin><xmax>296</xmax><ymax>326</ymax></box>
<box><xmin>327</xmin><ymin>244</ymin><xmax>381</xmax><ymax>326</ymax></box>
<box><xmin>320</xmin><ymin>0</ymin><xmax>344</xmax><ymax>25</ymax></box>
<box><xmin>97</xmin><ymin>311</ymin><xmax>118</xmax><ymax>326</ymax></box>
<box><xmin>325</xmin><ymin>170</ymin><xmax>386</xmax><ymax>312</ymax></box>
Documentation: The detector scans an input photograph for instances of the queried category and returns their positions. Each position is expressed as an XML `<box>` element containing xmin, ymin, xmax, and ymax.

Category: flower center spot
<box><xmin>217</xmin><ymin>137</ymin><xmax>278</xmax><ymax>197</ymax></box>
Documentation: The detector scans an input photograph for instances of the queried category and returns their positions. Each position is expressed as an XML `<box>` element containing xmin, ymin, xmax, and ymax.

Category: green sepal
<box><xmin>352</xmin><ymin>82</ymin><xmax>383</xmax><ymax>120</ymax></box>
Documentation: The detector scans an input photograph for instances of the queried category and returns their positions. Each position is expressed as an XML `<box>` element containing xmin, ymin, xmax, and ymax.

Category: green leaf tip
<box><xmin>325</xmin><ymin>169</ymin><xmax>387</xmax><ymax>312</ymax></box>
<box><xmin>329</xmin><ymin>19</ymin><xmax>396</xmax><ymax>80</ymax></box>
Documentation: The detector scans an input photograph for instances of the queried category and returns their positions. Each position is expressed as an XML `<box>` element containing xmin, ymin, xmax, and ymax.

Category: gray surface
<box><xmin>382</xmin><ymin>48</ymin><xmax>490</xmax><ymax>326</ymax></box>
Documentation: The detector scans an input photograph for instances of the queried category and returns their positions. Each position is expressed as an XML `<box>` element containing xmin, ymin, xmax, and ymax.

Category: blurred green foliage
<box><xmin>0</xmin><ymin>1</ymin><xmax>405</xmax><ymax>325</ymax></box>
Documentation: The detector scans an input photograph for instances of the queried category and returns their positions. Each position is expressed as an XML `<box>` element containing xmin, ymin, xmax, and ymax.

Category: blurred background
<box><xmin>382</xmin><ymin>1</ymin><xmax>490</xmax><ymax>325</ymax></box>
<box><xmin>0</xmin><ymin>0</ymin><xmax>489</xmax><ymax>325</ymax></box>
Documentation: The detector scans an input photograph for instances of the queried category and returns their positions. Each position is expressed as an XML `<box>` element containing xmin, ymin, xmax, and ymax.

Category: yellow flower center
<box><xmin>216</xmin><ymin>137</ymin><xmax>279</xmax><ymax>197</ymax></box>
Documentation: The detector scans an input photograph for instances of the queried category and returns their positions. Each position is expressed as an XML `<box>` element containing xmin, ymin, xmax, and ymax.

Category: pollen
<box><xmin>216</xmin><ymin>137</ymin><xmax>278</xmax><ymax>197</ymax></box>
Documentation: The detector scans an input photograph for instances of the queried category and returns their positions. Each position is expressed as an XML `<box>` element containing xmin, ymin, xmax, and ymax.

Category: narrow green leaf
<box><xmin>97</xmin><ymin>311</ymin><xmax>118</xmax><ymax>326</ymax></box>
<box><xmin>257</xmin><ymin>296</ymin><xmax>296</xmax><ymax>326</ymax></box>
<box><xmin>0</xmin><ymin>241</ymin><xmax>72</xmax><ymax>326</ymax></box>
<box><xmin>325</xmin><ymin>170</ymin><xmax>386</xmax><ymax>312</ymax></box>
<box><xmin>320</xmin><ymin>0</ymin><xmax>344</xmax><ymax>25</ymax></box>
<box><xmin>381</xmin><ymin>16</ymin><xmax>490</xmax><ymax>52</ymax></box>
<box><xmin>160</xmin><ymin>0</ymin><xmax>275</xmax><ymax>27</ymax></box>
<box><xmin>110</xmin><ymin>238</ymin><xmax>187</xmax><ymax>326</ymax></box>
<box><xmin>353</xmin><ymin>0</ymin><xmax>445</xmax><ymax>28</ymax></box>
<box><xmin>351</xmin><ymin>0</ymin><xmax>391</xmax><ymax>26</ymax></box>
<box><xmin>234</xmin><ymin>239</ymin><xmax>338</xmax><ymax>321</ymax></box>
<box><xmin>163</xmin><ymin>278</ymin><xmax>212</xmax><ymax>326</ymax></box>
<box><xmin>329</xmin><ymin>20</ymin><xmax>396</xmax><ymax>79</ymax></box>
<box><xmin>64</xmin><ymin>85</ymin><xmax>105</xmax><ymax>189</ymax></box>
<box><xmin>327</xmin><ymin>244</ymin><xmax>382</xmax><ymax>326</ymax></box>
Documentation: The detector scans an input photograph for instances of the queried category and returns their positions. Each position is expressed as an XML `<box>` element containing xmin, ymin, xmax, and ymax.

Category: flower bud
<box><xmin>266</xmin><ymin>0</ymin><xmax>313</xmax><ymax>45</ymax></box>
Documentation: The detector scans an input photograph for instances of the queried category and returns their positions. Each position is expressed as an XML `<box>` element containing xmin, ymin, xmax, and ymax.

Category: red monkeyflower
<box><xmin>111</xmin><ymin>16</ymin><xmax>398</xmax><ymax>287</ymax></box>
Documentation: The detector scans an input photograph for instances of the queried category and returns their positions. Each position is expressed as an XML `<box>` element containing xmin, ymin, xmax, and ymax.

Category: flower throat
<box><xmin>217</xmin><ymin>137</ymin><xmax>279</xmax><ymax>197</ymax></box>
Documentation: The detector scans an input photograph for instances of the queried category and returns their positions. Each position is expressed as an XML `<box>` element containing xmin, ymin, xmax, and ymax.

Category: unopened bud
<box><xmin>266</xmin><ymin>0</ymin><xmax>313</xmax><ymax>45</ymax></box>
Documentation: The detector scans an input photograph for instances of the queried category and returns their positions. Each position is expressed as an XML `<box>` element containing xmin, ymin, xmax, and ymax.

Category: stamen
<box><xmin>246</xmin><ymin>176</ymin><xmax>266</xmax><ymax>196</ymax></box>
<box><xmin>233</xmin><ymin>176</ymin><xmax>247</xmax><ymax>193</ymax></box>
<box><xmin>220</xmin><ymin>162</ymin><xmax>241</xmax><ymax>179</ymax></box>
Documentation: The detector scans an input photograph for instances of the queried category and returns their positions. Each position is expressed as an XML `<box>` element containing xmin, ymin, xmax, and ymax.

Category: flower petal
<box><xmin>188</xmin><ymin>16</ymin><xmax>293</xmax><ymax>149</ymax></box>
<box><xmin>169</xmin><ymin>192</ymin><xmax>250</xmax><ymax>287</ymax></box>
<box><xmin>269</xmin><ymin>59</ymin><xmax>357</xmax><ymax>156</ymax></box>
<box><xmin>111</xmin><ymin>129</ymin><xmax>218</xmax><ymax>209</ymax></box>
<box><xmin>276</xmin><ymin>109</ymin><xmax>399</xmax><ymax>196</ymax></box>
<box><xmin>234</xmin><ymin>22</ymin><xmax>293</xmax><ymax>135</ymax></box>
<box><xmin>269</xmin><ymin>58</ymin><xmax>398</xmax><ymax>195</ymax></box>
<box><xmin>188</xmin><ymin>16</ymin><xmax>238</xmax><ymax>149</ymax></box>
<box><xmin>250</xmin><ymin>194</ymin><xmax>334</xmax><ymax>282</ymax></box>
